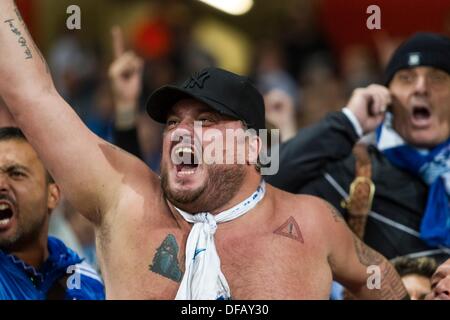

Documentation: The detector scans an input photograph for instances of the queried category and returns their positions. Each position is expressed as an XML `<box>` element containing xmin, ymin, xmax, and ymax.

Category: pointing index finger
<box><xmin>111</xmin><ymin>25</ymin><xmax>125</xmax><ymax>59</ymax></box>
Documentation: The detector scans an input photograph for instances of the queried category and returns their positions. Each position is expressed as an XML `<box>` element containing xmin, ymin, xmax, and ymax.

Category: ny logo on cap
<box><xmin>184</xmin><ymin>70</ymin><xmax>210</xmax><ymax>89</ymax></box>
<box><xmin>408</xmin><ymin>52</ymin><xmax>421</xmax><ymax>66</ymax></box>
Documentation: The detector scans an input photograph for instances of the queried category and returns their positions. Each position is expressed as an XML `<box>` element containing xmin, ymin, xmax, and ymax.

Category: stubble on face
<box><xmin>161</xmin><ymin>163</ymin><xmax>246</xmax><ymax>214</ymax></box>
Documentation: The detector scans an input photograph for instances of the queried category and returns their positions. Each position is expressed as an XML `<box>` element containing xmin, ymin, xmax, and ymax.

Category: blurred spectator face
<box><xmin>264</xmin><ymin>89</ymin><xmax>296</xmax><ymax>129</ymax></box>
<box><xmin>299</xmin><ymin>62</ymin><xmax>346</xmax><ymax>128</ymax></box>
<box><xmin>390</xmin><ymin>66</ymin><xmax>450</xmax><ymax>148</ymax></box>
<box><xmin>0</xmin><ymin>139</ymin><xmax>59</xmax><ymax>250</ymax></box>
<box><xmin>426</xmin><ymin>259</ymin><xmax>450</xmax><ymax>300</ymax></box>
<box><xmin>341</xmin><ymin>45</ymin><xmax>378</xmax><ymax>91</ymax></box>
<box><xmin>401</xmin><ymin>273</ymin><xmax>431</xmax><ymax>300</ymax></box>
<box><xmin>160</xmin><ymin>99</ymin><xmax>249</xmax><ymax>213</ymax></box>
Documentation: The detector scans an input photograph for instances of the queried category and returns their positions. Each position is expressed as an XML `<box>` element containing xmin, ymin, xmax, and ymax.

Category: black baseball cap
<box><xmin>146</xmin><ymin>67</ymin><xmax>266</xmax><ymax>131</ymax></box>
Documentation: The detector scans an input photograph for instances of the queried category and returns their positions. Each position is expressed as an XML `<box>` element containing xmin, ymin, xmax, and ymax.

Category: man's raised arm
<box><xmin>0</xmin><ymin>1</ymin><xmax>157</xmax><ymax>224</ymax></box>
<box><xmin>316</xmin><ymin>200</ymin><xmax>409</xmax><ymax>300</ymax></box>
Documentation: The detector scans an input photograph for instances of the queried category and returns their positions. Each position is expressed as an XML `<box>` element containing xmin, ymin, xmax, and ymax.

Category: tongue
<box><xmin>413</xmin><ymin>108</ymin><xmax>430</xmax><ymax>120</ymax></box>
<box><xmin>177</xmin><ymin>164</ymin><xmax>198</xmax><ymax>172</ymax></box>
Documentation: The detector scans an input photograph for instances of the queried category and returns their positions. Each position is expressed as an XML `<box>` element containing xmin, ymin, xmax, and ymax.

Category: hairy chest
<box><xmin>99</xmin><ymin>220</ymin><xmax>331</xmax><ymax>299</ymax></box>
<box><xmin>215</xmin><ymin>232</ymin><xmax>332</xmax><ymax>299</ymax></box>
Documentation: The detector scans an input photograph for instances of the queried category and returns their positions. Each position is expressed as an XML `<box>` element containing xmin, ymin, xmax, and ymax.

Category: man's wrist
<box><xmin>342</xmin><ymin>107</ymin><xmax>363</xmax><ymax>138</ymax></box>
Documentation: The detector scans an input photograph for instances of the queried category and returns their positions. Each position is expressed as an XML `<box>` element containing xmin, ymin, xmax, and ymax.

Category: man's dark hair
<box><xmin>0</xmin><ymin>126</ymin><xmax>26</xmax><ymax>141</ymax></box>
<box><xmin>391</xmin><ymin>256</ymin><xmax>438</xmax><ymax>278</ymax></box>
<box><xmin>0</xmin><ymin>127</ymin><xmax>54</xmax><ymax>183</ymax></box>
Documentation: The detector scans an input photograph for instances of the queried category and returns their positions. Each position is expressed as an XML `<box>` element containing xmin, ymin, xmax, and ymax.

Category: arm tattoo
<box><xmin>4</xmin><ymin>18</ymin><xmax>32</xmax><ymax>59</ymax></box>
<box><xmin>347</xmin><ymin>235</ymin><xmax>409</xmax><ymax>300</ymax></box>
<box><xmin>379</xmin><ymin>260</ymin><xmax>410</xmax><ymax>300</ymax></box>
<box><xmin>324</xmin><ymin>200</ymin><xmax>344</xmax><ymax>223</ymax></box>
<box><xmin>352</xmin><ymin>234</ymin><xmax>383</xmax><ymax>266</ymax></box>
<box><xmin>352</xmin><ymin>235</ymin><xmax>409</xmax><ymax>299</ymax></box>
<box><xmin>14</xmin><ymin>5</ymin><xmax>24</xmax><ymax>24</ymax></box>
<box><xmin>149</xmin><ymin>234</ymin><xmax>183</xmax><ymax>282</ymax></box>
<box><xmin>273</xmin><ymin>216</ymin><xmax>304</xmax><ymax>243</ymax></box>
<box><xmin>9</xmin><ymin>2</ymin><xmax>50</xmax><ymax>73</ymax></box>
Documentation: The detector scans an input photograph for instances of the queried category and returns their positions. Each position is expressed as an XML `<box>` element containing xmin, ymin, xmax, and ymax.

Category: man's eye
<box><xmin>398</xmin><ymin>73</ymin><xmax>414</xmax><ymax>83</ymax></box>
<box><xmin>198</xmin><ymin>118</ymin><xmax>214</xmax><ymax>125</ymax></box>
<box><xmin>10</xmin><ymin>171</ymin><xmax>25</xmax><ymax>178</ymax></box>
<box><xmin>430</xmin><ymin>280</ymin><xmax>438</xmax><ymax>290</ymax></box>
<box><xmin>429</xmin><ymin>72</ymin><xmax>448</xmax><ymax>83</ymax></box>
<box><xmin>166</xmin><ymin>120</ymin><xmax>178</xmax><ymax>127</ymax></box>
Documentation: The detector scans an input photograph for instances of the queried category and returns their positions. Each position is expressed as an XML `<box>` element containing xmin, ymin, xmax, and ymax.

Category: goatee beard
<box><xmin>161</xmin><ymin>164</ymin><xmax>246</xmax><ymax>213</ymax></box>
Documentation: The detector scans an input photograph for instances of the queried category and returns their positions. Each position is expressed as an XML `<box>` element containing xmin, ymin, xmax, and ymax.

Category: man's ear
<box><xmin>247</xmin><ymin>135</ymin><xmax>261</xmax><ymax>165</ymax></box>
<box><xmin>47</xmin><ymin>183</ymin><xmax>61</xmax><ymax>212</ymax></box>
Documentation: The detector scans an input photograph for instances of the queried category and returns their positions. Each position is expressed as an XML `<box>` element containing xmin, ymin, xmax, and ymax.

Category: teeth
<box><xmin>178</xmin><ymin>170</ymin><xmax>196</xmax><ymax>176</ymax></box>
<box><xmin>0</xmin><ymin>218</ymin><xmax>11</xmax><ymax>226</ymax></box>
<box><xmin>0</xmin><ymin>204</ymin><xmax>9</xmax><ymax>210</ymax></box>
<box><xmin>175</xmin><ymin>147</ymin><xmax>194</xmax><ymax>155</ymax></box>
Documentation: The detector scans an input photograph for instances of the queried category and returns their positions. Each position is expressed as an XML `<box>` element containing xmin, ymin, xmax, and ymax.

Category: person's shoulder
<box><xmin>268</xmin><ymin>185</ymin><xmax>339</xmax><ymax>253</ymax></box>
<box><xmin>270</xmin><ymin>184</ymin><xmax>331</xmax><ymax>207</ymax></box>
<box><xmin>269</xmin><ymin>184</ymin><xmax>339</xmax><ymax>224</ymax></box>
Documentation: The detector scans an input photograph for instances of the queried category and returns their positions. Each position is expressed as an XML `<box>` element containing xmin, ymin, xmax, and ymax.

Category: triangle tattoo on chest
<box><xmin>273</xmin><ymin>216</ymin><xmax>304</xmax><ymax>243</ymax></box>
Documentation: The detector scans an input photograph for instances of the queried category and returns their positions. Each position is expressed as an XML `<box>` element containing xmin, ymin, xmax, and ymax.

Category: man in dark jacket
<box><xmin>267</xmin><ymin>32</ymin><xmax>450</xmax><ymax>264</ymax></box>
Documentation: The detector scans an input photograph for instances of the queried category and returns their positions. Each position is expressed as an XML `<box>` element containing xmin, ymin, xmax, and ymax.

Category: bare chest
<box><xmin>216</xmin><ymin>233</ymin><xmax>332</xmax><ymax>299</ymax></box>
<box><xmin>98</xmin><ymin>223</ymin><xmax>331</xmax><ymax>299</ymax></box>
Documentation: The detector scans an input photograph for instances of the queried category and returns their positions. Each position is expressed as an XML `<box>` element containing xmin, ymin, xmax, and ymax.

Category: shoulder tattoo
<box><xmin>324</xmin><ymin>201</ymin><xmax>344</xmax><ymax>223</ymax></box>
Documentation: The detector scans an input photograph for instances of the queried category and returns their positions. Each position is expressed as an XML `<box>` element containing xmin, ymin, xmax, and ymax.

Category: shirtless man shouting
<box><xmin>0</xmin><ymin>1</ymin><xmax>407</xmax><ymax>299</ymax></box>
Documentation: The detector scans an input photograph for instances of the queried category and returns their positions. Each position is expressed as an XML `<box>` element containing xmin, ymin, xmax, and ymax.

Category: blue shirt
<box><xmin>0</xmin><ymin>236</ymin><xmax>104</xmax><ymax>300</ymax></box>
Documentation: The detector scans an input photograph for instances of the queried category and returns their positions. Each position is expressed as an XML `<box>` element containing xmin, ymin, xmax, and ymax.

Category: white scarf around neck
<box><xmin>174</xmin><ymin>180</ymin><xmax>266</xmax><ymax>300</ymax></box>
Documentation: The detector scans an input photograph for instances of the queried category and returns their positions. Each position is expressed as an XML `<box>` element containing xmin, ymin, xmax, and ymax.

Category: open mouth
<box><xmin>173</xmin><ymin>145</ymin><xmax>200</xmax><ymax>177</ymax></box>
<box><xmin>412</xmin><ymin>106</ymin><xmax>431</xmax><ymax>120</ymax></box>
<box><xmin>411</xmin><ymin>105</ymin><xmax>432</xmax><ymax>127</ymax></box>
<box><xmin>436</xmin><ymin>293</ymin><xmax>450</xmax><ymax>300</ymax></box>
<box><xmin>0</xmin><ymin>201</ymin><xmax>14</xmax><ymax>227</ymax></box>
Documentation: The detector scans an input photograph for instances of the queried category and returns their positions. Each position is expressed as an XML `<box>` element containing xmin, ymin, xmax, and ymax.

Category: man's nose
<box><xmin>413</xmin><ymin>75</ymin><xmax>429</xmax><ymax>95</ymax></box>
<box><xmin>0</xmin><ymin>174</ymin><xmax>10</xmax><ymax>192</ymax></box>
<box><xmin>176</xmin><ymin>119</ymin><xmax>196</xmax><ymax>132</ymax></box>
<box><xmin>171</xmin><ymin>122</ymin><xmax>196</xmax><ymax>146</ymax></box>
